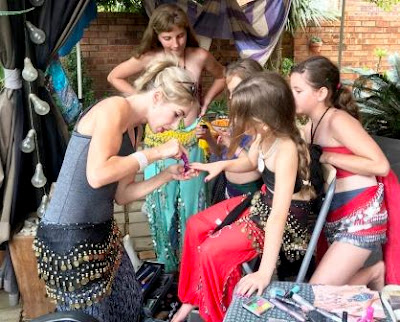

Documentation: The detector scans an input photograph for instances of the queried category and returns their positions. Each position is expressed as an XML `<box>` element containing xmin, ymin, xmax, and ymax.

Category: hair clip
<box><xmin>302</xmin><ymin>180</ymin><xmax>311</xmax><ymax>186</ymax></box>
<box><xmin>177</xmin><ymin>81</ymin><xmax>197</xmax><ymax>97</ymax></box>
<box><xmin>336</xmin><ymin>82</ymin><xmax>342</xmax><ymax>90</ymax></box>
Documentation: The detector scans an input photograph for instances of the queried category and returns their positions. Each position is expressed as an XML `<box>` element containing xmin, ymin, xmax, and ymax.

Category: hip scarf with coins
<box><xmin>324</xmin><ymin>183</ymin><xmax>387</xmax><ymax>249</ymax></box>
<box><xmin>218</xmin><ymin>184</ymin><xmax>313</xmax><ymax>262</ymax></box>
<box><xmin>34</xmin><ymin>219</ymin><xmax>122</xmax><ymax>309</ymax></box>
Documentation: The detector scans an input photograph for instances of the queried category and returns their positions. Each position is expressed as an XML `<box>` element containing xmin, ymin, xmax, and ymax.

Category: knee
<box><xmin>371</xmin><ymin>260</ymin><xmax>385</xmax><ymax>279</ymax></box>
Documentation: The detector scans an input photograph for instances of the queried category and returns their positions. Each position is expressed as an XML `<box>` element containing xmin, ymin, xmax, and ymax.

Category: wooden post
<box><xmin>9</xmin><ymin>235</ymin><xmax>55</xmax><ymax>319</ymax></box>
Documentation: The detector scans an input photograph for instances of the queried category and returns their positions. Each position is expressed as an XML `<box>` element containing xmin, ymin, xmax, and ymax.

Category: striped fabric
<box><xmin>144</xmin><ymin>0</ymin><xmax>291</xmax><ymax>65</ymax></box>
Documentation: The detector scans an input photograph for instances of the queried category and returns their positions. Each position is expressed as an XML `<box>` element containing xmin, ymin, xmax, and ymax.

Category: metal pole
<box><xmin>76</xmin><ymin>41</ymin><xmax>83</xmax><ymax>101</ymax></box>
<box><xmin>338</xmin><ymin>0</ymin><xmax>346</xmax><ymax>69</ymax></box>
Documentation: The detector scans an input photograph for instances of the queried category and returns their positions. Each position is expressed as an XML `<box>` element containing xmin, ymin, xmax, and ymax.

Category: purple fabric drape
<box><xmin>144</xmin><ymin>0</ymin><xmax>291</xmax><ymax>65</ymax></box>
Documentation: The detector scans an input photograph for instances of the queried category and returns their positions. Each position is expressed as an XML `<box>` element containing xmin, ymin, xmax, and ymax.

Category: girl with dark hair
<box><xmin>290</xmin><ymin>55</ymin><xmax>390</xmax><ymax>289</ymax></box>
<box><xmin>34</xmin><ymin>59</ymin><xmax>199</xmax><ymax>322</ymax></box>
<box><xmin>173</xmin><ymin>72</ymin><xmax>317</xmax><ymax>322</ymax></box>
<box><xmin>108</xmin><ymin>3</ymin><xmax>225</xmax><ymax>272</ymax></box>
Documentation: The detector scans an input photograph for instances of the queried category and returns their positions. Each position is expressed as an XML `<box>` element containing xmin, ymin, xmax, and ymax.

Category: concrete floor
<box><xmin>0</xmin><ymin>290</ymin><xmax>21</xmax><ymax>322</ymax></box>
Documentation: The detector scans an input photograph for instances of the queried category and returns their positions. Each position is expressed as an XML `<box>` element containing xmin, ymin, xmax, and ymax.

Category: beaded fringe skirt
<box><xmin>34</xmin><ymin>220</ymin><xmax>143</xmax><ymax>322</ymax></box>
<box><xmin>325</xmin><ymin>183</ymin><xmax>387</xmax><ymax>249</ymax></box>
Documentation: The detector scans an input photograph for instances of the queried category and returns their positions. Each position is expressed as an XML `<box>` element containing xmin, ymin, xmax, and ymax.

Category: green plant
<box><xmin>373</xmin><ymin>47</ymin><xmax>388</xmax><ymax>72</ymax></box>
<box><xmin>206</xmin><ymin>98</ymin><xmax>228</xmax><ymax>118</ymax></box>
<box><xmin>286</xmin><ymin>0</ymin><xmax>339</xmax><ymax>35</ymax></box>
<box><xmin>281</xmin><ymin>57</ymin><xmax>294</xmax><ymax>77</ymax></box>
<box><xmin>364</xmin><ymin>0</ymin><xmax>400</xmax><ymax>11</ymax></box>
<box><xmin>61</xmin><ymin>47</ymin><xmax>95</xmax><ymax>110</ymax></box>
<box><xmin>96</xmin><ymin>0</ymin><xmax>144</xmax><ymax>13</ymax></box>
<box><xmin>310</xmin><ymin>35</ymin><xmax>322</xmax><ymax>43</ymax></box>
<box><xmin>345</xmin><ymin>53</ymin><xmax>400</xmax><ymax>138</ymax></box>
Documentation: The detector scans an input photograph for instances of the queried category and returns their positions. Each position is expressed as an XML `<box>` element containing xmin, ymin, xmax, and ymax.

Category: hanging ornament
<box><xmin>22</xmin><ymin>57</ymin><xmax>38</xmax><ymax>82</ymax></box>
<box><xmin>25</xmin><ymin>21</ymin><xmax>46</xmax><ymax>45</ymax></box>
<box><xmin>29</xmin><ymin>93</ymin><xmax>50</xmax><ymax>115</ymax></box>
<box><xmin>29</xmin><ymin>0</ymin><xmax>45</xmax><ymax>6</ymax></box>
<box><xmin>31</xmin><ymin>163</ymin><xmax>47</xmax><ymax>188</ymax></box>
<box><xmin>36</xmin><ymin>194</ymin><xmax>49</xmax><ymax>218</ymax></box>
<box><xmin>21</xmin><ymin>129</ymin><xmax>36</xmax><ymax>153</ymax></box>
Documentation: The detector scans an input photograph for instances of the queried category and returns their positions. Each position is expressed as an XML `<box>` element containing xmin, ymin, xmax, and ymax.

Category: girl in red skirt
<box><xmin>172</xmin><ymin>72</ymin><xmax>318</xmax><ymax>322</ymax></box>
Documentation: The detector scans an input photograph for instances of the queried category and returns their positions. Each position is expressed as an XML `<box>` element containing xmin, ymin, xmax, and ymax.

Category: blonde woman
<box><xmin>35</xmin><ymin>59</ymin><xmax>199</xmax><ymax>322</ymax></box>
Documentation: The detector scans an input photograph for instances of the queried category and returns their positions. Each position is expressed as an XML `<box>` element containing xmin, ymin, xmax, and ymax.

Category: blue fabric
<box><xmin>58</xmin><ymin>0</ymin><xmax>97</xmax><ymax>57</ymax></box>
<box><xmin>330</xmin><ymin>187</ymin><xmax>367</xmax><ymax>211</ymax></box>
<box><xmin>46</xmin><ymin>59</ymin><xmax>82</xmax><ymax>125</ymax></box>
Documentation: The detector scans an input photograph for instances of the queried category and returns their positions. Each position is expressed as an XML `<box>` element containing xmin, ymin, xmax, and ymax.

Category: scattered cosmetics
<box><xmin>239</xmin><ymin>284</ymin><xmax>385</xmax><ymax>322</ymax></box>
<box><xmin>242</xmin><ymin>296</ymin><xmax>274</xmax><ymax>317</ymax></box>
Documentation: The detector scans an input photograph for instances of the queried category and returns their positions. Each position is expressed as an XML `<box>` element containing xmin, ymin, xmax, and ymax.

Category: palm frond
<box><xmin>350</xmin><ymin>56</ymin><xmax>400</xmax><ymax>138</ymax></box>
<box><xmin>286</xmin><ymin>0</ymin><xmax>339</xmax><ymax>35</ymax></box>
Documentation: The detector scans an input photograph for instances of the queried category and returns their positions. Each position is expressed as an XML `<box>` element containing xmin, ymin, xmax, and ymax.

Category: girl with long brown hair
<box><xmin>173</xmin><ymin>72</ymin><xmax>317</xmax><ymax>322</ymax></box>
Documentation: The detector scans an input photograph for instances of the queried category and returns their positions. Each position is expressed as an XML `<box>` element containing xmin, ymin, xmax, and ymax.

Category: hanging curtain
<box><xmin>0</xmin><ymin>0</ymin><xmax>94</xmax><ymax>296</ymax></box>
<box><xmin>0</xmin><ymin>0</ymin><xmax>27</xmax><ymax>296</ymax></box>
<box><xmin>0</xmin><ymin>0</ymin><xmax>25</xmax><ymax>244</ymax></box>
<box><xmin>144</xmin><ymin>0</ymin><xmax>291</xmax><ymax>65</ymax></box>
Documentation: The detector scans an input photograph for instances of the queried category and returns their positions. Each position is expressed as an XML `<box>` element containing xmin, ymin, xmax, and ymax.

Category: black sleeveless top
<box><xmin>261</xmin><ymin>167</ymin><xmax>303</xmax><ymax>194</ymax></box>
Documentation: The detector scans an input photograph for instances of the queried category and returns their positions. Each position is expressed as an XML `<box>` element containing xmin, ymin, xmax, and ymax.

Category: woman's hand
<box><xmin>165</xmin><ymin>164</ymin><xmax>199</xmax><ymax>181</ymax></box>
<box><xmin>236</xmin><ymin>271</ymin><xmax>271</xmax><ymax>297</ymax></box>
<box><xmin>157</xmin><ymin>138</ymin><xmax>187</xmax><ymax>160</ymax></box>
<box><xmin>191</xmin><ymin>161</ymin><xmax>225</xmax><ymax>182</ymax></box>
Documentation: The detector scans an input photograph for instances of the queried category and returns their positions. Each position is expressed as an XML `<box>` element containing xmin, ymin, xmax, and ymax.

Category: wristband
<box><xmin>131</xmin><ymin>151</ymin><xmax>148</xmax><ymax>172</ymax></box>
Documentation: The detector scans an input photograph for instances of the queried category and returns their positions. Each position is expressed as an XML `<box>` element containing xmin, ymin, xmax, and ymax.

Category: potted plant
<box><xmin>344</xmin><ymin>53</ymin><xmax>400</xmax><ymax>177</ymax></box>
<box><xmin>309</xmin><ymin>36</ymin><xmax>323</xmax><ymax>54</ymax></box>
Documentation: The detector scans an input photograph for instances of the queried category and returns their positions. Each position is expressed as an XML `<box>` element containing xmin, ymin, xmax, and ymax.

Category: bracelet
<box><xmin>130</xmin><ymin>151</ymin><xmax>148</xmax><ymax>172</ymax></box>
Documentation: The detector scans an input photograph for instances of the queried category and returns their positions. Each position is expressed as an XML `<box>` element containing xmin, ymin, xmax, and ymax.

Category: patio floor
<box><xmin>0</xmin><ymin>290</ymin><xmax>21</xmax><ymax>322</ymax></box>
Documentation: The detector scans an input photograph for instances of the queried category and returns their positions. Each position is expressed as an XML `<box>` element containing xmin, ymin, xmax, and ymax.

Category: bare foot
<box><xmin>367</xmin><ymin>260</ymin><xmax>385</xmax><ymax>291</ymax></box>
<box><xmin>171</xmin><ymin>303</ymin><xmax>196</xmax><ymax>322</ymax></box>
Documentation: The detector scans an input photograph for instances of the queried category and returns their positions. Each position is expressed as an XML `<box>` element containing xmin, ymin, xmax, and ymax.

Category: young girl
<box><xmin>173</xmin><ymin>72</ymin><xmax>316</xmax><ymax>322</ymax></box>
<box><xmin>196</xmin><ymin>58</ymin><xmax>263</xmax><ymax>204</ymax></box>
<box><xmin>290</xmin><ymin>56</ymin><xmax>389</xmax><ymax>290</ymax></box>
<box><xmin>34</xmin><ymin>59</ymin><xmax>198</xmax><ymax>322</ymax></box>
<box><xmin>107</xmin><ymin>3</ymin><xmax>225</xmax><ymax>272</ymax></box>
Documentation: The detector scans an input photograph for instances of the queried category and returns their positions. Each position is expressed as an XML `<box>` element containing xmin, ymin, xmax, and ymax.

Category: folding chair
<box><xmin>295</xmin><ymin>175</ymin><xmax>336</xmax><ymax>283</ymax></box>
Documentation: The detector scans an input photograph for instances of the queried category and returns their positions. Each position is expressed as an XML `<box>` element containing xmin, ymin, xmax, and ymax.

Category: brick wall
<box><xmin>80</xmin><ymin>12</ymin><xmax>242</xmax><ymax>98</ymax></box>
<box><xmin>293</xmin><ymin>0</ymin><xmax>400</xmax><ymax>79</ymax></box>
<box><xmin>80</xmin><ymin>2</ymin><xmax>400</xmax><ymax>97</ymax></box>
